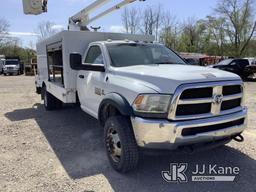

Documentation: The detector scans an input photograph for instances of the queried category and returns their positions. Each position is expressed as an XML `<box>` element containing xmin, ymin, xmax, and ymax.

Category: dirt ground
<box><xmin>0</xmin><ymin>75</ymin><xmax>256</xmax><ymax>192</ymax></box>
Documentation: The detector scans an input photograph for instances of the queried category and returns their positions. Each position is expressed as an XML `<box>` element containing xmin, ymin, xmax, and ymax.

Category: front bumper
<box><xmin>131</xmin><ymin>108</ymin><xmax>247</xmax><ymax>150</ymax></box>
<box><xmin>4</xmin><ymin>69</ymin><xmax>19</xmax><ymax>73</ymax></box>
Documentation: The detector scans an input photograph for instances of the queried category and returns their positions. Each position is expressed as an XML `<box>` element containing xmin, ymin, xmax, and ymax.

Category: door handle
<box><xmin>79</xmin><ymin>75</ymin><xmax>84</xmax><ymax>79</ymax></box>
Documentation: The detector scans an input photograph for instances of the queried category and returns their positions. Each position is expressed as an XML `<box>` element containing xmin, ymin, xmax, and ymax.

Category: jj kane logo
<box><xmin>162</xmin><ymin>163</ymin><xmax>240</xmax><ymax>183</ymax></box>
<box><xmin>162</xmin><ymin>163</ymin><xmax>188</xmax><ymax>183</ymax></box>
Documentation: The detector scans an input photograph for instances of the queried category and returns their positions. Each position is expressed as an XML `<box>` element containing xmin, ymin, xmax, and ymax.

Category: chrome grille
<box><xmin>168</xmin><ymin>81</ymin><xmax>244</xmax><ymax>120</ymax></box>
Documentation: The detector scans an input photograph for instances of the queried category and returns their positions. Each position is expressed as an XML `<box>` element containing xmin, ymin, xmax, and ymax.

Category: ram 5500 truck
<box><xmin>35</xmin><ymin>31</ymin><xmax>247</xmax><ymax>173</ymax></box>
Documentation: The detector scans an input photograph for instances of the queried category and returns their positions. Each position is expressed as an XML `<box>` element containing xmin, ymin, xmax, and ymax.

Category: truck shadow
<box><xmin>5</xmin><ymin>104</ymin><xmax>256</xmax><ymax>192</ymax></box>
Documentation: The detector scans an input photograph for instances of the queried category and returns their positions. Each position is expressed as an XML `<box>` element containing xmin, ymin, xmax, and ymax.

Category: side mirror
<box><xmin>70</xmin><ymin>53</ymin><xmax>82</xmax><ymax>70</ymax></box>
<box><xmin>70</xmin><ymin>53</ymin><xmax>105</xmax><ymax>72</ymax></box>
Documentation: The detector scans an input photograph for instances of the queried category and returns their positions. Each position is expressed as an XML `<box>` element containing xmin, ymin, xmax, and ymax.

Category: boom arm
<box><xmin>22</xmin><ymin>0</ymin><xmax>145</xmax><ymax>31</ymax></box>
<box><xmin>69</xmin><ymin>0</ymin><xmax>145</xmax><ymax>31</ymax></box>
<box><xmin>87</xmin><ymin>0</ymin><xmax>143</xmax><ymax>26</ymax></box>
<box><xmin>70</xmin><ymin>0</ymin><xmax>111</xmax><ymax>24</ymax></box>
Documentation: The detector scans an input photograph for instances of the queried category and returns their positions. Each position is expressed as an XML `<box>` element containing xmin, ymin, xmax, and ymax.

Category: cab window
<box><xmin>84</xmin><ymin>46</ymin><xmax>104</xmax><ymax>64</ymax></box>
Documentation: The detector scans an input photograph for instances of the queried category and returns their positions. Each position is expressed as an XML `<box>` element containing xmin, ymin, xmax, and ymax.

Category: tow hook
<box><xmin>232</xmin><ymin>134</ymin><xmax>244</xmax><ymax>142</ymax></box>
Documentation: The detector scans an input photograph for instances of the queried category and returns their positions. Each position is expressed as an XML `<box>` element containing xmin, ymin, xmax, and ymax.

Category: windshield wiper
<box><xmin>155</xmin><ymin>62</ymin><xmax>185</xmax><ymax>64</ymax></box>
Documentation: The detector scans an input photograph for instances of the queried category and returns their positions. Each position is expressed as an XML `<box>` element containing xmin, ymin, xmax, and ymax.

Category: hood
<box><xmin>111</xmin><ymin>64</ymin><xmax>241</xmax><ymax>93</ymax></box>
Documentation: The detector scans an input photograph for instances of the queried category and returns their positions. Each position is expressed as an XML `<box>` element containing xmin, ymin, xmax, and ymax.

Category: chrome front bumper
<box><xmin>131</xmin><ymin>108</ymin><xmax>247</xmax><ymax>149</ymax></box>
<box><xmin>4</xmin><ymin>69</ymin><xmax>19</xmax><ymax>73</ymax></box>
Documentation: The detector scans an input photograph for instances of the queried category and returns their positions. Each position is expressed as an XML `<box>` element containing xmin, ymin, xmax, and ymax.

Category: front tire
<box><xmin>104</xmin><ymin>116</ymin><xmax>139</xmax><ymax>173</ymax></box>
<box><xmin>42</xmin><ymin>86</ymin><xmax>62</xmax><ymax>110</ymax></box>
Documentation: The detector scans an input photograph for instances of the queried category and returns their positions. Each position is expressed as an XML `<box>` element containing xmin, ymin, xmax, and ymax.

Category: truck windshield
<box><xmin>216</xmin><ymin>59</ymin><xmax>233</xmax><ymax>66</ymax></box>
<box><xmin>5</xmin><ymin>60</ymin><xmax>19</xmax><ymax>65</ymax></box>
<box><xmin>107</xmin><ymin>43</ymin><xmax>186</xmax><ymax>67</ymax></box>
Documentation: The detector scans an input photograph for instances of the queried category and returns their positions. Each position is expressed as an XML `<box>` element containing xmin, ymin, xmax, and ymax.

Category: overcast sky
<box><xmin>1</xmin><ymin>0</ymin><xmax>218</xmax><ymax>48</ymax></box>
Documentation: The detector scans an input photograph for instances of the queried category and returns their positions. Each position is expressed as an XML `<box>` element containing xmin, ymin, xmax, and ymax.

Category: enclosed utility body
<box><xmin>36</xmin><ymin>30</ymin><xmax>154</xmax><ymax>103</ymax></box>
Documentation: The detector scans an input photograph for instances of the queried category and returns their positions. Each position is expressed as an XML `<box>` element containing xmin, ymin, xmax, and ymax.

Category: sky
<box><xmin>0</xmin><ymin>0</ymin><xmax>219</xmax><ymax>48</ymax></box>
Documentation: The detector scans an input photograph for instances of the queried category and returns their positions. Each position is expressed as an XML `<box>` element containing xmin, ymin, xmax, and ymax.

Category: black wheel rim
<box><xmin>106</xmin><ymin>127</ymin><xmax>122</xmax><ymax>163</ymax></box>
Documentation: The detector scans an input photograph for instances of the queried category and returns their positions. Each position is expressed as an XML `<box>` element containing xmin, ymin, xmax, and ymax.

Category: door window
<box><xmin>230</xmin><ymin>61</ymin><xmax>237</xmax><ymax>66</ymax></box>
<box><xmin>237</xmin><ymin>60</ymin><xmax>249</xmax><ymax>69</ymax></box>
<box><xmin>84</xmin><ymin>46</ymin><xmax>104</xmax><ymax>64</ymax></box>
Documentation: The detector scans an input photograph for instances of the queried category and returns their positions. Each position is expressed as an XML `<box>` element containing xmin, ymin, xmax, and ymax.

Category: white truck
<box><xmin>0</xmin><ymin>55</ymin><xmax>5</xmax><ymax>74</ymax></box>
<box><xmin>3</xmin><ymin>57</ymin><xmax>22</xmax><ymax>76</ymax></box>
<box><xmin>35</xmin><ymin>30</ymin><xmax>247</xmax><ymax>172</ymax></box>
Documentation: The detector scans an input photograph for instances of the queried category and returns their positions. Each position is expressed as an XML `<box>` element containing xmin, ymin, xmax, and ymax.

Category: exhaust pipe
<box><xmin>232</xmin><ymin>134</ymin><xmax>244</xmax><ymax>142</ymax></box>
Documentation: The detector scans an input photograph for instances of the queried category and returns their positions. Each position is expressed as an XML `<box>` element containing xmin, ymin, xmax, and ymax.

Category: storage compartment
<box><xmin>47</xmin><ymin>41</ymin><xmax>64</xmax><ymax>86</ymax></box>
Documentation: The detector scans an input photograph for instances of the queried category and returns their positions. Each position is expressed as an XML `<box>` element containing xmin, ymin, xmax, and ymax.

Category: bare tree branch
<box><xmin>36</xmin><ymin>21</ymin><xmax>60</xmax><ymax>40</ymax></box>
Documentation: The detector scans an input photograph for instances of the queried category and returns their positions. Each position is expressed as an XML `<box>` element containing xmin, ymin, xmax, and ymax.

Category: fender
<box><xmin>98</xmin><ymin>93</ymin><xmax>133</xmax><ymax>124</ymax></box>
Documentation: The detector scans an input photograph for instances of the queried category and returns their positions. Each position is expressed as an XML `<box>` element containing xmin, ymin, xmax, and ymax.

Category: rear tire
<box><xmin>104</xmin><ymin>116</ymin><xmax>139</xmax><ymax>173</ymax></box>
<box><xmin>42</xmin><ymin>86</ymin><xmax>62</xmax><ymax>110</ymax></box>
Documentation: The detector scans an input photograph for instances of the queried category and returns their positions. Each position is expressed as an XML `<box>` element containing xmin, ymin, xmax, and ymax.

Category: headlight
<box><xmin>132</xmin><ymin>94</ymin><xmax>172</xmax><ymax>117</ymax></box>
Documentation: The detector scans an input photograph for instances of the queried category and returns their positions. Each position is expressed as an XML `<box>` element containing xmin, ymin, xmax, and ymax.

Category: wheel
<box><xmin>3</xmin><ymin>73</ymin><xmax>6</xmax><ymax>76</ymax></box>
<box><xmin>42</xmin><ymin>86</ymin><xmax>62</xmax><ymax>110</ymax></box>
<box><xmin>104</xmin><ymin>116</ymin><xmax>139</xmax><ymax>173</ymax></box>
<box><xmin>36</xmin><ymin>87</ymin><xmax>41</xmax><ymax>94</ymax></box>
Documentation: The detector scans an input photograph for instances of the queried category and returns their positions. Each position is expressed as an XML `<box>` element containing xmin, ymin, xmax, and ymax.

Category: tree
<box><xmin>121</xmin><ymin>8</ymin><xmax>141</xmax><ymax>34</ymax></box>
<box><xmin>160</xmin><ymin>12</ymin><xmax>179</xmax><ymax>49</ymax></box>
<box><xmin>0</xmin><ymin>18</ymin><xmax>10</xmax><ymax>47</ymax></box>
<box><xmin>215</xmin><ymin>0</ymin><xmax>256</xmax><ymax>57</ymax></box>
<box><xmin>200</xmin><ymin>16</ymin><xmax>227</xmax><ymax>56</ymax></box>
<box><xmin>153</xmin><ymin>5</ymin><xmax>162</xmax><ymax>41</ymax></box>
<box><xmin>141</xmin><ymin>6</ymin><xmax>162</xmax><ymax>39</ymax></box>
<box><xmin>178</xmin><ymin>17</ymin><xmax>206</xmax><ymax>53</ymax></box>
<box><xmin>36</xmin><ymin>21</ymin><xmax>60</xmax><ymax>40</ymax></box>
<box><xmin>0</xmin><ymin>40</ymin><xmax>36</xmax><ymax>65</ymax></box>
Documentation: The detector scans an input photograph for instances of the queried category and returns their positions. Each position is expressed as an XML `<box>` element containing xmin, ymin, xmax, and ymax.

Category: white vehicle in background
<box><xmin>3</xmin><ymin>57</ymin><xmax>22</xmax><ymax>76</ymax></box>
<box><xmin>244</xmin><ymin>57</ymin><xmax>256</xmax><ymax>65</ymax></box>
<box><xmin>244</xmin><ymin>57</ymin><xmax>256</xmax><ymax>79</ymax></box>
<box><xmin>0</xmin><ymin>55</ymin><xmax>5</xmax><ymax>74</ymax></box>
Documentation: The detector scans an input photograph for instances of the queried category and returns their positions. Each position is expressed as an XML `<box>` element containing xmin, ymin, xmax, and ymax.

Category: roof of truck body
<box><xmin>92</xmin><ymin>40</ymin><xmax>155</xmax><ymax>45</ymax></box>
<box><xmin>37</xmin><ymin>30</ymin><xmax>155</xmax><ymax>46</ymax></box>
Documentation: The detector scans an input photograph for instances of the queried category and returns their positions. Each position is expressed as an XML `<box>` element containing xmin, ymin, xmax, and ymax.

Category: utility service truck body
<box><xmin>36</xmin><ymin>30</ymin><xmax>247</xmax><ymax>172</ymax></box>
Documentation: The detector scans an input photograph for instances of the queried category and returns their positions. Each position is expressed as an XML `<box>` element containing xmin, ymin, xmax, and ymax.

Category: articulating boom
<box><xmin>22</xmin><ymin>0</ymin><xmax>145</xmax><ymax>31</ymax></box>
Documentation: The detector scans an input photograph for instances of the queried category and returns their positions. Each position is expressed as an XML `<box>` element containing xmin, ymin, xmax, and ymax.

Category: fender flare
<box><xmin>98</xmin><ymin>93</ymin><xmax>133</xmax><ymax>125</ymax></box>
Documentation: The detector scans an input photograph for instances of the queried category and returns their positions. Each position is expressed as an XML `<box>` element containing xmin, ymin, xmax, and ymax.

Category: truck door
<box><xmin>77</xmin><ymin>45</ymin><xmax>106</xmax><ymax>118</ymax></box>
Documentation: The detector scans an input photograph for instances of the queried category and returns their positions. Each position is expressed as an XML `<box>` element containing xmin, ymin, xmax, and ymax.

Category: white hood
<box><xmin>111</xmin><ymin>64</ymin><xmax>241</xmax><ymax>93</ymax></box>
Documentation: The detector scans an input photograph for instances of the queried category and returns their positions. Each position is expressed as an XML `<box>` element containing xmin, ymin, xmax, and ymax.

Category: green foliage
<box><xmin>124</xmin><ymin>0</ymin><xmax>256</xmax><ymax>57</ymax></box>
<box><xmin>0</xmin><ymin>44</ymin><xmax>36</xmax><ymax>65</ymax></box>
